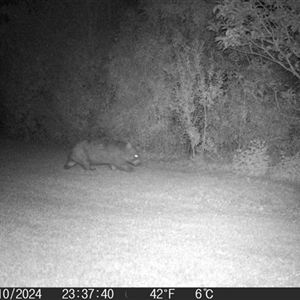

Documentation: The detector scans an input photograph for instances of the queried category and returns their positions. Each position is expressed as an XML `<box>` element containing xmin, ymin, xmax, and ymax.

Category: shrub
<box><xmin>233</xmin><ymin>139</ymin><xmax>270</xmax><ymax>176</ymax></box>
<box><xmin>270</xmin><ymin>152</ymin><xmax>300</xmax><ymax>183</ymax></box>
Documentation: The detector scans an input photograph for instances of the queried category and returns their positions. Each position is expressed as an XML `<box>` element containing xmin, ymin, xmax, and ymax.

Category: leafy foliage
<box><xmin>233</xmin><ymin>139</ymin><xmax>270</xmax><ymax>176</ymax></box>
<box><xmin>105</xmin><ymin>0</ymin><xmax>215</xmax><ymax>155</ymax></box>
<box><xmin>208</xmin><ymin>0</ymin><xmax>300</xmax><ymax>79</ymax></box>
<box><xmin>1</xmin><ymin>0</ymin><xmax>299</xmax><ymax>169</ymax></box>
<box><xmin>208</xmin><ymin>0</ymin><xmax>300</xmax><ymax>169</ymax></box>
<box><xmin>163</xmin><ymin>40</ymin><xmax>223</xmax><ymax>157</ymax></box>
<box><xmin>270</xmin><ymin>151</ymin><xmax>300</xmax><ymax>182</ymax></box>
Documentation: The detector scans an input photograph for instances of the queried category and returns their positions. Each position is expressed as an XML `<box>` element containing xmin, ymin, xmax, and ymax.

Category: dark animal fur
<box><xmin>64</xmin><ymin>138</ymin><xmax>141</xmax><ymax>172</ymax></box>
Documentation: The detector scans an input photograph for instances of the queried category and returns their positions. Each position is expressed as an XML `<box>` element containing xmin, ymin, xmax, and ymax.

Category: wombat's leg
<box><xmin>118</xmin><ymin>164</ymin><xmax>134</xmax><ymax>172</ymax></box>
<box><xmin>81</xmin><ymin>159</ymin><xmax>93</xmax><ymax>170</ymax></box>
<box><xmin>110</xmin><ymin>165</ymin><xmax>117</xmax><ymax>171</ymax></box>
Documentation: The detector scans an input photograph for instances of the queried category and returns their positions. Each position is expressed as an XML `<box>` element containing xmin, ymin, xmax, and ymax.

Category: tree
<box><xmin>208</xmin><ymin>0</ymin><xmax>300</xmax><ymax>80</ymax></box>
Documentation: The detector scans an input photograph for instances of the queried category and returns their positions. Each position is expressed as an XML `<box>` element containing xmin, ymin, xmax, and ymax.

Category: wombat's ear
<box><xmin>126</xmin><ymin>142</ymin><xmax>132</xmax><ymax>149</ymax></box>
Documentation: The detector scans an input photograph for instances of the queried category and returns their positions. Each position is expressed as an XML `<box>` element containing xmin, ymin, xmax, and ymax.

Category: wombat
<box><xmin>64</xmin><ymin>138</ymin><xmax>141</xmax><ymax>172</ymax></box>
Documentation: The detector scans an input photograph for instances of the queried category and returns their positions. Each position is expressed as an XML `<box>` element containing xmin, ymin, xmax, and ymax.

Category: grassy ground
<box><xmin>0</xmin><ymin>139</ymin><xmax>299</xmax><ymax>286</ymax></box>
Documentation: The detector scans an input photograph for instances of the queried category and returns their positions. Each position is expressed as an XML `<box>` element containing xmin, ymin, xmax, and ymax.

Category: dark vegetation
<box><xmin>0</xmin><ymin>0</ymin><xmax>299</xmax><ymax>177</ymax></box>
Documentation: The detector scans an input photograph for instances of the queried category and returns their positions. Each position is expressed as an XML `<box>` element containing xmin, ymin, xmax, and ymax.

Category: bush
<box><xmin>270</xmin><ymin>152</ymin><xmax>300</xmax><ymax>183</ymax></box>
<box><xmin>233</xmin><ymin>139</ymin><xmax>270</xmax><ymax>176</ymax></box>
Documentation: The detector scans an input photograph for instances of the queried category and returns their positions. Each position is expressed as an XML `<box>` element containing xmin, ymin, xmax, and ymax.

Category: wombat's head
<box><xmin>124</xmin><ymin>142</ymin><xmax>141</xmax><ymax>166</ymax></box>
